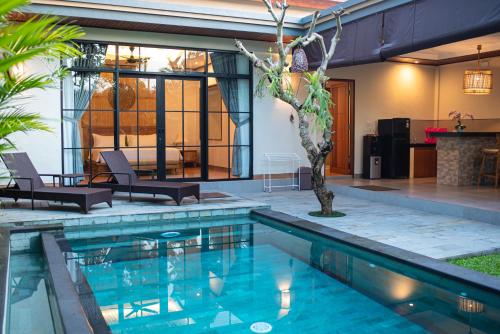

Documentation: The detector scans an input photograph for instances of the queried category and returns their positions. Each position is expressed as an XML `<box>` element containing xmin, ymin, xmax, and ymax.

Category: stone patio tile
<box><xmin>240</xmin><ymin>190</ymin><xmax>500</xmax><ymax>259</ymax></box>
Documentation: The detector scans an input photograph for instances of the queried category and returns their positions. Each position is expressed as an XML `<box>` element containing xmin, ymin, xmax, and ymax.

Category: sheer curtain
<box><xmin>210</xmin><ymin>53</ymin><xmax>249</xmax><ymax>177</ymax></box>
<box><xmin>63</xmin><ymin>44</ymin><xmax>107</xmax><ymax>176</ymax></box>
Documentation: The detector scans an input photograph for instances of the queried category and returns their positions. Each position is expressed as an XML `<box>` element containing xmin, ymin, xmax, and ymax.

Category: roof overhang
<box><xmin>23</xmin><ymin>0</ymin><xmax>306</xmax><ymax>42</ymax></box>
<box><xmin>304</xmin><ymin>0</ymin><xmax>500</xmax><ymax>69</ymax></box>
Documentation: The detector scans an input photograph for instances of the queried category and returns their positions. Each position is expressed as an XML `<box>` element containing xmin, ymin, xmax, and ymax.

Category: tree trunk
<box><xmin>311</xmin><ymin>154</ymin><xmax>334</xmax><ymax>215</ymax></box>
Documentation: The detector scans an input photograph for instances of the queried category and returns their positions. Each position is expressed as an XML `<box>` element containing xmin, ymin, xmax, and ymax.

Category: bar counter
<box><xmin>430</xmin><ymin>132</ymin><xmax>499</xmax><ymax>186</ymax></box>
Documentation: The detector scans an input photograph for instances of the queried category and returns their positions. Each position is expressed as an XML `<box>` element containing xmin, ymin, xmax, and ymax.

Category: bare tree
<box><xmin>235</xmin><ymin>0</ymin><xmax>343</xmax><ymax>215</ymax></box>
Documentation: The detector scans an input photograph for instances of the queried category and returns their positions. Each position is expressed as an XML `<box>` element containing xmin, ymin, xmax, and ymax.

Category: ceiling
<box><xmin>399</xmin><ymin>32</ymin><xmax>500</xmax><ymax>62</ymax></box>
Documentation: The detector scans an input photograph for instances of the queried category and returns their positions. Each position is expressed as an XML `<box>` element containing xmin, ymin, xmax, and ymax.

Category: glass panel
<box><xmin>137</xmin><ymin>79</ymin><xmax>157</xmax><ymax>174</ymax></box>
<box><xmin>184</xmin><ymin>80</ymin><xmax>200</xmax><ymax>111</ymax></box>
<box><xmin>208</xmin><ymin>52</ymin><xmax>249</xmax><ymax>74</ymax></box>
<box><xmin>89</xmin><ymin>73</ymin><xmax>115</xmax><ymax>110</ymax></box>
<box><xmin>137</xmin><ymin>78</ymin><xmax>156</xmax><ymax>111</ymax></box>
<box><xmin>229</xmin><ymin>113</ymin><xmax>250</xmax><ymax>146</ymax></box>
<box><xmin>63</xmin><ymin>148</ymin><xmax>88</xmax><ymax>181</ymax></box>
<box><xmin>89</xmin><ymin>107</ymin><xmax>116</xmax><ymax>174</ymax></box>
<box><xmin>207</xmin><ymin>81</ymin><xmax>224</xmax><ymax>112</ymax></box>
<box><xmin>166</xmin><ymin>147</ymin><xmax>183</xmax><ymax>179</ymax></box>
<box><xmin>120</xmin><ymin>108</ymin><xmax>136</xmax><ymax>147</ymax></box>
<box><xmin>165</xmin><ymin>112</ymin><xmax>182</xmax><ymax>146</ymax></box>
<box><xmin>184</xmin><ymin>112</ymin><xmax>200</xmax><ymax>147</ymax></box>
<box><xmin>63</xmin><ymin>109</ymin><xmax>89</xmax><ymax>149</ymax></box>
<box><xmin>208</xmin><ymin>112</ymin><xmax>228</xmax><ymax>146</ymax></box>
<box><xmin>185</xmin><ymin>50</ymin><xmax>206</xmax><ymax>72</ymax></box>
<box><xmin>117</xmin><ymin>77</ymin><xmax>138</xmax><ymax>111</ymax></box>
<box><xmin>165</xmin><ymin>79</ymin><xmax>183</xmax><ymax>111</ymax></box>
<box><xmin>65</xmin><ymin>43</ymin><xmax>115</xmax><ymax>69</ymax></box>
<box><xmin>182</xmin><ymin>147</ymin><xmax>201</xmax><ymax>178</ymax></box>
<box><xmin>118</xmin><ymin>45</ymin><xmax>141</xmax><ymax>71</ymax></box>
<box><xmin>138</xmin><ymin>47</ymin><xmax>185</xmax><ymax>73</ymax></box>
<box><xmin>208</xmin><ymin>146</ymin><xmax>229</xmax><ymax>180</ymax></box>
<box><xmin>230</xmin><ymin>146</ymin><xmax>250</xmax><ymax>178</ymax></box>
<box><xmin>119</xmin><ymin>76</ymin><xmax>138</xmax><ymax>155</ymax></box>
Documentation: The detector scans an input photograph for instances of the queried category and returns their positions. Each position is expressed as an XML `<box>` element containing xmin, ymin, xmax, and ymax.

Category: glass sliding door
<box><xmin>164</xmin><ymin>78</ymin><xmax>203</xmax><ymax>180</ymax></box>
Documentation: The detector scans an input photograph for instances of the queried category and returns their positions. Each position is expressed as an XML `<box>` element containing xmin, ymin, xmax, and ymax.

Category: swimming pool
<box><xmin>53</xmin><ymin>212</ymin><xmax>499</xmax><ymax>334</ymax></box>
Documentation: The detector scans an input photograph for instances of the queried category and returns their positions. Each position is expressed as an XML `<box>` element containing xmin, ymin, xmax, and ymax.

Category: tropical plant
<box><xmin>236</xmin><ymin>0</ymin><xmax>343</xmax><ymax>215</ymax></box>
<box><xmin>0</xmin><ymin>0</ymin><xmax>84</xmax><ymax>154</ymax></box>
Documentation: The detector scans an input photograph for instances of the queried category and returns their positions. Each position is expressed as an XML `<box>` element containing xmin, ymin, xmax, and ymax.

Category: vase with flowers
<box><xmin>449</xmin><ymin>111</ymin><xmax>474</xmax><ymax>132</ymax></box>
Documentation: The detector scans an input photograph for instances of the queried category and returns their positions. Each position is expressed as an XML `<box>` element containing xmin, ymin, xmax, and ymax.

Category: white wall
<box><xmin>4</xmin><ymin>58</ymin><xmax>62</xmax><ymax>178</ymax></box>
<box><xmin>326</xmin><ymin>62</ymin><xmax>437</xmax><ymax>174</ymax></box>
<box><xmin>437</xmin><ymin>56</ymin><xmax>500</xmax><ymax>119</ymax></box>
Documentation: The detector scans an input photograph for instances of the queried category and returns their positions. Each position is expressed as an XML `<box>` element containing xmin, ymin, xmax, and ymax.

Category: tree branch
<box><xmin>284</xmin><ymin>10</ymin><xmax>321</xmax><ymax>54</ymax></box>
<box><xmin>320</xmin><ymin>9</ymin><xmax>344</xmax><ymax>72</ymax></box>
<box><xmin>263</xmin><ymin>0</ymin><xmax>279</xmax><ymax>23</ymax></box>
<box><xmin>234</xmin><ymin>39</ymin><xmax>270</xmax><ymax>73</ymax></box>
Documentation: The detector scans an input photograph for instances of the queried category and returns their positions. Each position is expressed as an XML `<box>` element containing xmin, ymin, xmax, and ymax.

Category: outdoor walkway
<box><xmin>240</xmin><ymin>190</ymin><xmax>500</xmax><ymax>260</ymax></box>
<box><xmin>329</xmin><ymin>177</ymin><xmax>500</xmax><ymax>213</ymax></box>
<box><xmin>0</xmin><ymin>193</ymin><xmax>268</xmax><ymax>226</ymax></box>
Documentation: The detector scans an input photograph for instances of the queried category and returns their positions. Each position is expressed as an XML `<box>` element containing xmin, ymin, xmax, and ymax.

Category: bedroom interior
<box><xmin>64</xmin><ymin>43</ymin><xmax>248</xmax><ymax>183</ymax></box>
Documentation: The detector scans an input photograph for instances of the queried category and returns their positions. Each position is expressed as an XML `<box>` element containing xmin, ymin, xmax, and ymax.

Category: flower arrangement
<box><xmin>449</xmin><ymin>111</ymin><xmax>474</xmax><ymax>132</ymax></box>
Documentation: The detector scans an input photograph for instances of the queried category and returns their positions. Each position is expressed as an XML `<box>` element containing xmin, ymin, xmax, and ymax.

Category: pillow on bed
<box><xmin>128</xmin><ymin>134</ymin><xmax>157</xmax><ymax>147</ymax></box>
<box><xmin>92</xmin><ymin>133</ymin><xmax>126</xmax><ymax>147</ymax></box>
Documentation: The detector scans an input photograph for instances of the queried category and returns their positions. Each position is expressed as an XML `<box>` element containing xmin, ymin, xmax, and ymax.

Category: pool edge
<box><xmin>41</xmin><ymin>233</ymin><xmax>94</xmax><ymax>334</ymax></box>
<box><xmin>251</xmin><ymin>209</ymin><xmax>500</xmax><ymax>294</ymax></box>
<box><xmin>0</xmin><ymin>228</ymin><xmax>10</xmax><ymax>334</ymax></box>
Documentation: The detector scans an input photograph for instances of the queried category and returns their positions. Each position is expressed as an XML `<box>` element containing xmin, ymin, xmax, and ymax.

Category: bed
<box><xmin>87</xmin><ymin>133</ymin><xmax>185</xmax><ymax>175</ymax></box>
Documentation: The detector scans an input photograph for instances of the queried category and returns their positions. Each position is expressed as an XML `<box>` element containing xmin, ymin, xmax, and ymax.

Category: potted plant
<box><xmin>449</xmin><ymin>111</ymin><xmax>474</xmax><ymax>132</ymax></box>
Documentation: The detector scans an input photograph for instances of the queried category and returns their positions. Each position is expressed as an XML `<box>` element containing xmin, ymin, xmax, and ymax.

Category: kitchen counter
<box><xmin>430</xmin><ymin>132</ymin><xmax>498</xmax><ymax>138</ymax></box>
<box><xmin>430</xmin><ymin>132</ymin><xmax>498</xmax><ymax>186</ymax></box>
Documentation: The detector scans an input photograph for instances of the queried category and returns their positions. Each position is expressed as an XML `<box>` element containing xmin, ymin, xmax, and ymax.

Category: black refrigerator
<box><xmin>378</xmin><ymin>118</ymin><xmax>410</xmax><ymax>178</ymax></box>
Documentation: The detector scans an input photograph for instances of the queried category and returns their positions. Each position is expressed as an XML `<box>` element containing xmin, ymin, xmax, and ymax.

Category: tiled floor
<box><xmin>240</xmin><ymin>190</ymin><xmax>500</xmax><ymax>260</ymax></box>
<box><xmin>328</xmin><ymin>177</ymin><xmax>500</xmax><ymax>213</ymax></box>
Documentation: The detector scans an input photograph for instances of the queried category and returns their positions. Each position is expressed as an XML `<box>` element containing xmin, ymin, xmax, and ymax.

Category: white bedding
<box><xmin>92</xmin><ymin>147</ymin><xmax>183</xmax><ymax>164</ymax></box>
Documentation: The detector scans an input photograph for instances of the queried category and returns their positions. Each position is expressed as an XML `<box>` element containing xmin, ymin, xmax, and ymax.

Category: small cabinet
<box><xmin>411</xmin><ymin>145</ymin><xmax>437</xmax><ymax>178</ymax></box>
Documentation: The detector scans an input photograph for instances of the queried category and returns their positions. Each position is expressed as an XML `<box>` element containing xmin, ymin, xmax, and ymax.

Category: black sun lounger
<box><xmin>91</xmin><ymin>150</ymin><xmax>200</xmax><ymax>205</ymax></box>
<box><xmin>0</xmin><ymin>153</ymin><xmax>112</xmax><ymax>213</ymax></box>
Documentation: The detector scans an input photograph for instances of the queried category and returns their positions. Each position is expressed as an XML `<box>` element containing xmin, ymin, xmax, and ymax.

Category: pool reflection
<box><xmin>61</xmin><ymin>222</ymin><xmax>500</xmax><ymax>334</ymax></box>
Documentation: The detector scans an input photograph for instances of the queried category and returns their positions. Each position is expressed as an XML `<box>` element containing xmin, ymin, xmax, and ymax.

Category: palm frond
<box><xmin>0</xmin><ymin>110</ymin><xmax>51</xmax><ymax>141</ymax></box>
<box><xmin>0</xmin><ymin>15</ymin><xmax>84</xmax><ymax>73</ymax></box>
<box><xmin>0</xmin><ymin>0</ymin><xmax>29</xmax><ymax>19</ymax></box>
<box><xmin>0</xmin><ymin>74</ymin><xmax>52</xmax><ymax>107</ymax></box>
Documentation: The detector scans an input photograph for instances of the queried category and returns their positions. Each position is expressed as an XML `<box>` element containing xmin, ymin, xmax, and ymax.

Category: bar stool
<box><xmin>477</xmin><ymin>134</ymin><xmax>500</xmax><ymax>187</ymax></box>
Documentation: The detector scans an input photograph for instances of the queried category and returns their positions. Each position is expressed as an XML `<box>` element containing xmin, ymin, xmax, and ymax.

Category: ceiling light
<box><xmin>464</xmin><ymin>45</ymin><xmax>492</xmax><ymax>95</ymax></box>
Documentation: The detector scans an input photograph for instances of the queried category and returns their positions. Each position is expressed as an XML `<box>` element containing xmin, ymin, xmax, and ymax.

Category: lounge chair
<box><xmin>0</xmin><ymin>153</ymin><xmax>112</xmax><ymax>213</ymax></box>
<box><xmin>91</xmin><ymin>150</ymin><xmax>200</xmax><ymax>205</ymax></box>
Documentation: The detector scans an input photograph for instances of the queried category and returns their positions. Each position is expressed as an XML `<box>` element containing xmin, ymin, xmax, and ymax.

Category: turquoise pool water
<box><xmin>60</xmin><ymin>216</ymin><xmax>499</xmax><ymax>334</ymax></box>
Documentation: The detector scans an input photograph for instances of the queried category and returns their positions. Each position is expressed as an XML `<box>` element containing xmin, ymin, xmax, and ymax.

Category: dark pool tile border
<box><xmin>41</xmin><ymin>233</ymin><xmax>93</xmax><ymax>334</ymax></box>
<box><xmin>9</xmin><ymin>224</ymin><xmax>64</xmax><ymax>234</ymax></box>
<box><xmin>251</xmin><ymin>209</ymin><xmax>500</xmax><ymax>294</ymax></box>
<box><xmin>0</xmin><ymin>228</ymin><xmax>10</xmax><ymax>334</ymax></box>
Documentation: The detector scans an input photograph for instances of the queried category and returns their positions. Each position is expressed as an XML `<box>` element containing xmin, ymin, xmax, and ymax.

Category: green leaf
<box><xmin>0</xmin><ymin>1</ymin><xmax>83</xmax><ymax>155</ymax></box>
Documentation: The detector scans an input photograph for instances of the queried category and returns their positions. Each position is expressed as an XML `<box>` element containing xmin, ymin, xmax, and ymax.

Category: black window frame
<box><xmin>60</xmin><ymin>40</ymin><xmax>253</xmax><ymax>182</ymax></box>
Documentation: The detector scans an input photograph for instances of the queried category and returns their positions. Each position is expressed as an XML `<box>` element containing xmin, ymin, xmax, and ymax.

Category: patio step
<box><xmin>328</xmin><ymin>183</ymin><xmax>500</xmax><ymax>226</ymax></box>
